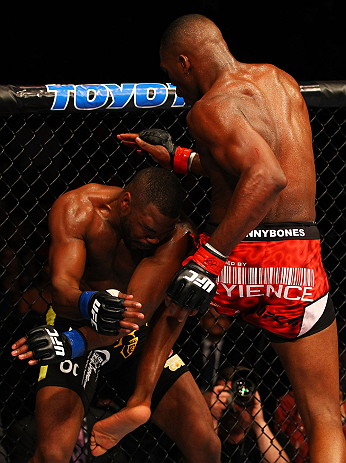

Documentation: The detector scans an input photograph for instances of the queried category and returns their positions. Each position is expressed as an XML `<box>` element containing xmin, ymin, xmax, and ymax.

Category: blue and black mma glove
<box><xmin>167</xmin><ymin>243</ymin><xmax>227</xmax><ymax>314</ymax></box>
<box><xmin>26</xmin><ymin>325</ymin><xmax>87</xmax><ymax>365</ymax></box>
<box><xmin>78</xmin><ymin>289</ymin><xmax>126</xmax><ymax>336</ymax></box>
<box><xmin>139</xmin><ymin>128</ymin><xmax>197</xmax><ymax>174</ymax></box>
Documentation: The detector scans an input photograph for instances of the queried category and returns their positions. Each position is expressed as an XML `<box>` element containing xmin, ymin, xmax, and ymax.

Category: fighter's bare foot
<box><xmin>90</xmin><ymin>404</ymin><xmax>151</xmax><ymax>456</ymax></box>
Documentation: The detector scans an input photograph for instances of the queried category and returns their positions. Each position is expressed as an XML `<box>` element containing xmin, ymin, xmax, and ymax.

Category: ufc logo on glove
<box><xmin>91</xmin><ymin>299</ymin><xmax>100</xmax><ymax>331</ymax></box>
<box><xmin>183</xmin><ymin>270</ymin><xmax>216</xmax><ymax>293</ymax></box>
<box><xmin>45</xmin><ymin>327</ymin><xmax>66</xmax><ymax>356</ymax></box>
<box><xmin>78</xmin><ymin>289</ymin><xmax>126</xmax><ymax>335</ymax></box>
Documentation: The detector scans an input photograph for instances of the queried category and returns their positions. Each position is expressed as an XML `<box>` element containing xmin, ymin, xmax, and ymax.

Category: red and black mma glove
<box><xmin>139</xmin><ymin>128</ymin><xmax>196</xmax><ymax>174</ymax></box>
<box><xmin>166</xmin><ymin>243</ymin><xmax>227</xmax><ymax>314</ymax></box>
<box><xmin>26</xmin><ymin>325</ymin><xmax>88</xmax><ymax>365</ymax></box>
<box><xmin>78</xmin><ymin>289</ymin><xmax>126</xmax><ymax>336</ymax></box>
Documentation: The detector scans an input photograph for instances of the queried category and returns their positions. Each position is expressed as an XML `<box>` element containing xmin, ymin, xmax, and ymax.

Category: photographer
<box><xmin>205</xmin><ymin>367</ymin><xmax>290</xmax><ymax>463</ymax></box>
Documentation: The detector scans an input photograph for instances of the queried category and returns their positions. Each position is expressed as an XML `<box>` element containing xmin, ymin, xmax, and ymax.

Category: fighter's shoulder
<box><xmin>256</xmin><ymin>64</ymin><xmax>303</xmax><ymax>106</ymax></box>
<box><xmin>189</xmin><ymin>91</ymin><xmax>232</xmax><ymax>115</ymax></box>
<box><xmin>187</xmin><ymin>88</ymin><xmax>240</xmax><ymax>129</ymax></box>
<box><xmin>50</xmin><ymin>184</ymin><xmax>114</xmax><ymax>225</ymax></box>
<box><xmin>268</xmin><ymin>63</ymin><xmax>299</xmax><ymax>86</ymax></box>
<box><xmin>51</xmin><ymin>184</ymin><xmax>92</xmax><ymax>213</ymax></box>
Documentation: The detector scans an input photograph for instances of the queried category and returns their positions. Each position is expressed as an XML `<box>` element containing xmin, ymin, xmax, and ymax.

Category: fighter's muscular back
<box><xmin>48</xmin><ymin>183</ymin><xmax>189</xmax><ymax>319</ymax></box>
<box><xmin>187</xmin><ymin>63</ymin><xmax>316</xmax><ymax>226</ymax></box>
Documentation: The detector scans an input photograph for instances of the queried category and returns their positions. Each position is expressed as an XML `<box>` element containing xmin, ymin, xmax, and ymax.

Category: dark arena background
<box><xmin>0</xmin><ymin>82</ymin><xmax>346</xmax><ymax>462</ymax></box>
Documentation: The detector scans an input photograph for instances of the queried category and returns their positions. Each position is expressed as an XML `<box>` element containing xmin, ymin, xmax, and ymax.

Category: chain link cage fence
<box><xmin>0</xmin><ymin>82</ymin><xmax>345</xmax><ymax>462</ymax></box>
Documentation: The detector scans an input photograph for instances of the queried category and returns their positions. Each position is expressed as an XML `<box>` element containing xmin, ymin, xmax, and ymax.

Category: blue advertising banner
<box><xmin>0</xmin><ymin>82</ymin><xmax>345</xmax><ymax>115</ymax></box>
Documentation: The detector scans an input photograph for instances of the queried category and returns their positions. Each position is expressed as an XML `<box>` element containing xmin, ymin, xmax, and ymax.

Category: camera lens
<box><xmin>233</xmin><ymin>379</ymin><xmax>254</xmax><ymax>402</ymax></box>
<box><xmin>231</xmin><ymin>370</ymin><xmax>257</xmax><ymax>404</ymax></box>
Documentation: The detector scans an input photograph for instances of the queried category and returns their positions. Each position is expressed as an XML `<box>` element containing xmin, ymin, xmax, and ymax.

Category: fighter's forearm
<box><xmin>208</xmin><ymin>168</ymin><xmax>286</xmax><ymax>256</ymax></box>
<box><xmin>51</xmin><ymin>282</ymin><xmax>83</xmax><ymax>319</ymax></box>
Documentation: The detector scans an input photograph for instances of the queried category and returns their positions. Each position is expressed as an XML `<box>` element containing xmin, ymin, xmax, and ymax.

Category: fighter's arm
<box><xmin>117</xmin><ymin>132</ymin><xmax>207</xmax><ymax>176</ymax></box>
<box><xmin>187</xmin><ymin>102</ymin><xmax>288</xmax><ymax>256</ymax></box>
<box><xmin>12</xmin><ymin>222</ymin><xmax>193</xmax><ymax>365</ymax></box>
<box><xmin>48</xmin><ymin>193</ymin><xmax>89</xmax><ymax>318</ymax></box>
<box><xmin>48</xmin><ymin>193</ymin><xmax>141</xmax><ymax>324</ymax></box>
<box><xmin>165</xmin><ymin>102</ymin><xmax>288</xmax><ymax>314</ymax></box>
<box><xmin>11</xmin><ymin>194</ymin><xmax>141</xmax><ymax>365</ymax></box>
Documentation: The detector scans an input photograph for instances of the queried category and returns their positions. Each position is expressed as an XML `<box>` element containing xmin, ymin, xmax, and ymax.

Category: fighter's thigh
<box><xmin>152</xmin><ymin>371</ymin><xmax>215</xmax><ymax>445</ymax></box>
<box><xmin>34</xmin><ymin>386</ymin><xmax>84</xmax><ymax>452</ymax></box>
<box><xmin>272</xmin><ymin>320</ymin><xmax>340</xmax><ymax>429</ymax></box>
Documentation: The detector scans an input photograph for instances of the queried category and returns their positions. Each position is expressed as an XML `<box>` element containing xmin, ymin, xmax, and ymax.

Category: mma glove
<box><xmin>78</xmin><ymin>289</ymin><xmax>126</xmax><ymax>336</ymax></box>
<box><xmin>26</xmin><ymin>325</ymin><xmax>87</xmax><ymax>365</ymax></box>
<box><xmin>167</xmin><ymin>243</ymin><xmax>227</xmax><ymax>314</ymax></box>
<box><xmin>139</xmin><ymin>128</ymin><xmax>196</xmax><ymax>174</ymax></box>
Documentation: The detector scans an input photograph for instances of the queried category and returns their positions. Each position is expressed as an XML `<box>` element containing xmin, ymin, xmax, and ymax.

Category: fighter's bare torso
<box><xmin>187</xmin><ymin>63</ymin><xmax>316</xmax><ymax>225</ymax></box>
<box><xmin>49</xmin><ymin>184</ymin><xmax>187</xmax><ymax>294</ymax></box>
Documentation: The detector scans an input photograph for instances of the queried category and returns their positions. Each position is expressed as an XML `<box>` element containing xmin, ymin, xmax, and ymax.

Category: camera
<box><xmin>231</xmin><ymin>369</ymin><xmax>257</xmax><ymax>405</ymax></box>
<box><xmin>218</xmin><ymin>366</ymin><xmax>258</xmax><ymax>406</ymax></box>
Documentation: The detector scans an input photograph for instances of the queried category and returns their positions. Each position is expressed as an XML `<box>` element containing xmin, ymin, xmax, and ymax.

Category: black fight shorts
<box><xmin>37</xmin><ymin>307</ymin><xmax>188</xmax><ymax>413</ymax></box>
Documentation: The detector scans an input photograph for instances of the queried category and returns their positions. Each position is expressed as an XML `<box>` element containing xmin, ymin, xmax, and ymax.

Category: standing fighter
<box><xmin>12</xmin><ymin>167</ymin><xmax>221</xmax><ymax>463</ymax></box>
<box><xmin>113</xmin><ymin>14</ymin><xmax>346</xmax><ymax>463</ymax></box>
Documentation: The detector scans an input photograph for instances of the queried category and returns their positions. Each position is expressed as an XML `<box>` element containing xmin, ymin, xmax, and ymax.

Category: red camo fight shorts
<box><xmin>201</xmin><ymin>222</ymin><xmax>334</xmax><ymax>341</ymax></box>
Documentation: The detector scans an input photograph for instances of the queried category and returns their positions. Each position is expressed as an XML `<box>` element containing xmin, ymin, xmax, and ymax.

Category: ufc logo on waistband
<box><xmin>183</xmin><ymin>270</ymin><xmax>215</xmax><ymax>293</ymax></box>
<box><xmin>45</xmin><ymin>327</ymin><xmax>65</xmax><ymax>356</ymax></box>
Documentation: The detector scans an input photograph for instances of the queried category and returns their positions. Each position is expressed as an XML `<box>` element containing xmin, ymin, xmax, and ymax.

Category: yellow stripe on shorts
<box><xmin>38</xmin><ymin>305</ymin><xmax>57</xmax><ymax>382</ymax></box>
<box><xmin>38</xmin><ymin>365</ymin><xmax>48</xmax><ymax>382</ymax></box>
<box><xmin>46</xmin><ymin>305</ymin><xmax>56</xmax><ymax>326</ymax></box>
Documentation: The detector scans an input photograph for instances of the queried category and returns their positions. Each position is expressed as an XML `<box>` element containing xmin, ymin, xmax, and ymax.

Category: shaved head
<box><xmin>160</xmin><ymin>14</ymin><xmax>233</xmax><ymax>105</ymax></box>
<box><xmin>124</xmin><ymin>167</ymin><xmax>185</xmax><ymax>218</ymax></box>
<box><xmin>160</xmin><ymin>14</ymin><xmax>224</xmax><ymax>57</ymax></box>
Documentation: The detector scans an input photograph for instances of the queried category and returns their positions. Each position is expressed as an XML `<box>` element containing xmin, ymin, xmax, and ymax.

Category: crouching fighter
<box><xmin>12</xmin><ymin>167</ymin><xmax>221</xmax><ymax>463</ymax></box>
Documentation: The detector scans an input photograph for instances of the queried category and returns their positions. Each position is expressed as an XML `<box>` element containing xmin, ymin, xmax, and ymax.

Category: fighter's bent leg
<box><xmin>90</xmin><ymin>304</ymin><xmax>191</xmax><ymax>456</ymax></box>
<box><xmin>272</xmin><ymin>320</ymin><xmax>346</xmax><ymax>463</ymax></box>
<box><xmin>28</xmin><ymin>386</ymin><xmax>84</xmax><ymax>463</ymax></box>
<box><xmin>151</xmin><ymin>372</ymin><xmax>221</xmax><ymax>463</ymax></box>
